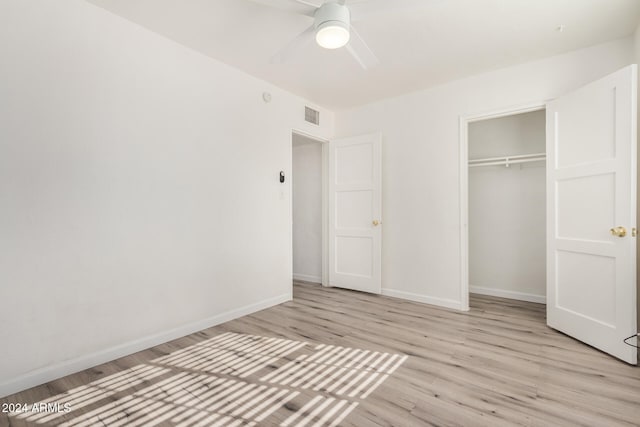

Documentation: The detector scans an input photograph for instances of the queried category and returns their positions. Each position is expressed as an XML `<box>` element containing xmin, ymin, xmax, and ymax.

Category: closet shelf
<box><xmin>468</xmin><ymin>152</ymin><xmax>546</xmax><ymax>168</ymax></box>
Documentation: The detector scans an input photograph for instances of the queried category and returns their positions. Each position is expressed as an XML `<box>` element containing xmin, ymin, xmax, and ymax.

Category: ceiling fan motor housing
<box><xmin>314</xmin><ymin>3</ymin><xmax>351</xmax><ymax>48</ymax></box>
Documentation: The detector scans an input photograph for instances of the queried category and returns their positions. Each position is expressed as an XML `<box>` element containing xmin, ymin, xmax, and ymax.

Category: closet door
<box><xmin>546</xmin><ymin>64</ymin><xmax>637</xmax><ymax>364</ymax></box>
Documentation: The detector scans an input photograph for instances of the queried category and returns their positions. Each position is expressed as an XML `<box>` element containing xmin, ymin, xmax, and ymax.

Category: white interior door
<box><xmin>329</xmin><ymin>132</ymin><xmax>382</xmax><ymax>294</ymax></box>
<box><xmin>547</xmin><ymin>64</ymin><xmax>637</xmax><ymax>364</ymax></box>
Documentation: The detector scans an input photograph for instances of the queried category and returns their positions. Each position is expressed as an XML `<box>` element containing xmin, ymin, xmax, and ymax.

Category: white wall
<box><xmin>0</xmin><ymin>0</ymin><xmax>334</xmax><ymax>397</ymax></box>
<box><xmin>335</xmin><ymin>37</ymin><xmax>634</xmax><ymax>310</ymax></box>
<box><xmin>468</xmin><ymin>111</ymin><xmax>546</xmax><ymax>303</ymax></box>
<box><xmin>635</xmin><ymin>23</ymin><xmax>640</xmax><ymax>63</ymax></box>
<box><xmin>292</xmin><ymin>135</ymin><xmax>323</xmax><ymax>283</ymax></box>
<box><xmin>468</xmin><ymin>111</ymin><xmax>545</xmax><ymax>158</ymax></box>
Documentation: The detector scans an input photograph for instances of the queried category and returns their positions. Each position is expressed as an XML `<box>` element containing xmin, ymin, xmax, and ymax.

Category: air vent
<box><xmin>305</xmin><ymin>106</ymin><xmax>320</xmax><ymax>125</ymax></box>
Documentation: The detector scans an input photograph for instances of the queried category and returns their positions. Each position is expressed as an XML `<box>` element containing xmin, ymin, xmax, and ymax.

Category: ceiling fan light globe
<box><xmin>315</xmin><ymin>22</ymin><xmax>350</xmax><ymax>49</ymax></box>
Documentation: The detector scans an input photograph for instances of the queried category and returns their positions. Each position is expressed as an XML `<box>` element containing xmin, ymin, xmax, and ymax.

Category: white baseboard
<box><xmin>381</xmin><ymin>288</ymin><xmax>464</xmax><ymax>311</ymax></box>
<box><xmin>293</xmin><ymin>273</ymin><xmax>322</xmax><ymax>284</ymax></box>
<box><xmin>470</xmin><ymin>285</ymin><xmax>546</xmax><ymax>304</ymax></box>
<box><xmin>0</xmin><ymin>292</ymin><xmax>291</xmax><ymax>399</ymax></box>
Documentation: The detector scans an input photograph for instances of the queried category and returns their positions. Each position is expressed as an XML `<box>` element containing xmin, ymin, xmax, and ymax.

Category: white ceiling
<box><xmin>88</xmin><ymin>0</ymin><xmax>640</xmax><ymax>110</ymax></box>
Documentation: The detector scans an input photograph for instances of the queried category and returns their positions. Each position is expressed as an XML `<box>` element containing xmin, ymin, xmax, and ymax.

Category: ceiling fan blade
<box><xmin>300</xmin><ymin>0</ymin><xmax>325</xmax><ymax>6</ymax></box>
<box><xmin>348</xmin><ymin>0</ymin><xmax>437</xmax><ymax>22</ymax></box>
<box><xmin>247</xmin><ymin>0</ymin><xmax>318</xmax><ymax>16</ymax></box>
<box><xmin>270</xmin><ymin>24</ymin><xmax>316</xmax><ymax>64</ymax></box>
<box><xmin>345</xmin><ymin>25</ymin><xmax>379</xmax><ymax>70</ymax></box>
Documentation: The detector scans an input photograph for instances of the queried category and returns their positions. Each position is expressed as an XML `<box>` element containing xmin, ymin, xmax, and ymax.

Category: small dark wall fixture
<box><xmin>280</xmin><ymin>171</ymin><xmax>285</xmax><ymax>183</ymax></box>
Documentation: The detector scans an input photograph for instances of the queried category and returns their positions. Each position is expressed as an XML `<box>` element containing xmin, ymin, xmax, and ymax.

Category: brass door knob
<box><xmin>372</xmin><ymin>220</ymin><xmax>380</xmax><ymax>226</ymax></box>
<box><xmin>610</xmin><ymin>226</ymin><xmax>627</xmax><ymax>237</ymax></box>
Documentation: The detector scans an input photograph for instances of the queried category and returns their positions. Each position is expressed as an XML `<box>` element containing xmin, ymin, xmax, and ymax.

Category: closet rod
<box><xmin>468</xmin><ymin>157</ymin><xmax>546</xmax><ymax>168</ymax></box>
<box><xmin>468</xmin><ymin>152</ymin><xmax>546</xmax><ymax>164</ymax></box>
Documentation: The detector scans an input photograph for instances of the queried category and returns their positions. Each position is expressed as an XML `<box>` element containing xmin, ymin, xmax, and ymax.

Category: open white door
<box><xmin>547</xmin><ymin>65</ymin><xmax>637</xmax><ymax>364</ymax></box>
<box><xmin>329</xmin><ymin>132</ymin><xmax>382</xmax><ymax>294</ymax></box>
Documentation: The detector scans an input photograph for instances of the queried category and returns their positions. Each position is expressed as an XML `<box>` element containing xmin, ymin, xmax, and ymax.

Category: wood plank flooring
<box><xmin>1</xmin><ymin>282</ymin><xmax>639</xmax><ymax>426</ymax></box>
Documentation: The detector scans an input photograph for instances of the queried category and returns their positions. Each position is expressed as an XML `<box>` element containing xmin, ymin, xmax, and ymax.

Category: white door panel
<box><xmin>547</xmin><ymin>64</ymin><xmax>637</xmax><ymax>364</ymax></box>
<box><xmin>556</xmin><ymin>172</ymin><xmax>615</xmax><ymax>241</ymax></box>
<box><xmin>329</xmin><ymin>133</ymin><xmax>382</xmax><ymax>294</ymax></box>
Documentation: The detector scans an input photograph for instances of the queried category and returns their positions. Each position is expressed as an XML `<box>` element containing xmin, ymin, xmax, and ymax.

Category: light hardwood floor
<box><xmin>1</xmin><ymin>282</ymin><xmax>639</xmax><ymax>426</ymax></box>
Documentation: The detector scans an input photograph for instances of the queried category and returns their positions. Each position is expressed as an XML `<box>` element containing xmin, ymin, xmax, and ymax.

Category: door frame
<box><xmin>458</xmin><ymin>101</ymin><xmax>547</xmax><ymax>311</ymax></box>
<box><xmin>291</xmin><ymin>129</ymin><xmax>331</xmax><ymax>287</ymax></box>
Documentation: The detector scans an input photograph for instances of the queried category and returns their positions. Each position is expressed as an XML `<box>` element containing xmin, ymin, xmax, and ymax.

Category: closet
<box><xmin>468</xmin><ymin>110</ymin><xmax>546</xmax><ymax>304</ymax></box>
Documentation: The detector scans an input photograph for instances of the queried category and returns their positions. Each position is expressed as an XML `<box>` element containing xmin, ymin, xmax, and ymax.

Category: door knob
<box><xmin>372</xmin><ymin>220</ymin><xmax>381</xmax><ymax>226</ymax></box>
<box><xmin>610</xmin><ymin>226</ymin><xmax>627</xmax><ymax>237</ymax></box>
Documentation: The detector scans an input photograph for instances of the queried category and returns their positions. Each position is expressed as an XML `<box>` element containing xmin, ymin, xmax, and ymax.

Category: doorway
<box><xmin>468</xmin><ymin>109</ymin><xmax>546</xmax><ymax>305</ymax></box>
<box><xmin>292</xmin><ymin>131</ymin><xmax>328</xmax><ymax>286</ymax></box>
<box><xmin>291</xmin><ymin>131</ymin><xmax>382</xmax><ymax>294</ymax></box>
<box><xmin>459</xmin><ymin>103</ymin><xmax>546</xmax><ymax>311</ymax></box>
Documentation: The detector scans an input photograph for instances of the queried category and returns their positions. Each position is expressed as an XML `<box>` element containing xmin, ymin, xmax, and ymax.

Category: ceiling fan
<box><xmin>248</xmin><ymin>0</ymin><xmax>427</xmax><ymax>69</ymax></box>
